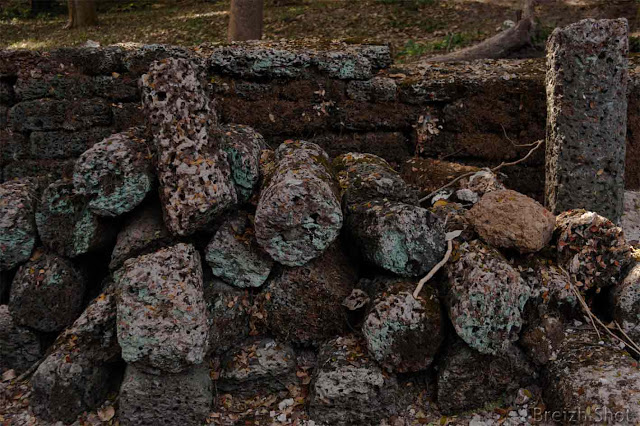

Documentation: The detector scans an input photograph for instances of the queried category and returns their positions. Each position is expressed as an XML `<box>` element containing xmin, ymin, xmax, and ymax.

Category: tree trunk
<box><xmin>228</xmin><ymin>0</ymin><xmax>264</xmax><ymax>42</ymax></box>
<box><xmin>66</xmin><ymin>0</ymin><xmax>98</xmax><ymax>29</ymax></box>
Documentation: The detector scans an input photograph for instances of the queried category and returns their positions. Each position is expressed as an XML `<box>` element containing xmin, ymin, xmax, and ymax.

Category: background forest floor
<box><xmin>0</xmin><ymin>0</ymin><xmax>638</xmax><ymax>62</ymax></box>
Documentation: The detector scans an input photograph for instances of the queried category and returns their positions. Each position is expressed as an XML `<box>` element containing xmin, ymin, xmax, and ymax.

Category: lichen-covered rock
<box><xmin>446</xmin><ymin>240</ymin><xmax>531</xmax><ymax>355</ymax></box>
<box><xmin>333</xmin><ymin>152</ymin><xmax>417</xmax><ymax>206</ymax></box>
<box><xmin>109</xmin><ymin>202</ymin><xmax>172</xmax><ymax>270</ymax></box>
<box><xmin>218</xmin><ymin>124</ymin><xmax>266</xmax><ymax>203</ymax></box>
<box><xmin>218</xmin><ymin>337</ymin><xmax>297</xmax><ymax>394</ymax></box>
<box><xmin>118</xmin><ymin>364</ymin><xmax>212</xmax><ymax>426</ymax></box>
<box><xmin>73</xmin><ymin>128</ymin><xmax>154</xmax><ymax>217</ymax></box>
<box><xmin>555</xmin><ymin>209</ymin><xmax>632</xmax><ymax>290</ymax></box>
<box><xmin>205</xmin><ymin>212</ymin><xmax>273</xmax><ymax>289</ymax></box>
<box><xmin>0</xmin><ymin>305</ymin><xmax>42</xmax><ymax>374</ymax></box>
<box><xmin>31</xmin><ymin>288</ymin><xmax>120</xmax><ymax>423</ymax></box>
<box><xmin>543</xmin><ymin>325</ymin><xmax>640</xmax><ymax>425</ymax></box>
<box><xmin>9</xmin><ymin>252</ymin><xmax>85</xmax><ymax>332</ymax></box>
<box><xmin>345</xmin><ymin>199</ymin><xmax>446</xmax><ymax>277</ymax></box>
<box><xmin>116</xmin><ymin>243</ymin><xmax>208</xmax><ymax>373</ymax></box>
<box><xmin>0</xmin><ymin>178</ymin><xmax>39</xmax><ymax>271</ymax></box>
<box><xmin>362</xmin><ymin>279</ymin><xmax>443</xmax><ymax>373</ymax></box>
<box><xmin>255</xmin><ymin>140</ymin><xmax>343</xmax><ymax>266</ymax></box>
<box><xmin>262</xmin><ymin>243</ymin><xmax>357</xmax><ymax>346</ymax></box>
<box><xmin>437</xmin><ymin>341</ymin><xmax>536</xmax><ymax>415</ymax></box>
<box><xmin>204</xmin><ymin>278</ymin><xmax>251</xmax><ymax>356</ymax></box>
<box><xmin>308</xmin><ymin>335</ymin><xmax>398</xmax><ymax>425</ymax></box>
<box><xmin>612</xmin><ymin>263</ymin><xmax>640</xmax><ymax>344</ymax></box>
<box><xmin>36</xmin><ymin>179</ymin><xmax>113</xmax><ymax>257</ymax></box>
<box><xmin>141</xmin><ymin>57</ymin><xmax>236</xmax><ymax>236</ymax></box>
<box><xmin>466</xmin><ymin>190</ymin><xmax>555</xmax><ymax>253</ymax></box>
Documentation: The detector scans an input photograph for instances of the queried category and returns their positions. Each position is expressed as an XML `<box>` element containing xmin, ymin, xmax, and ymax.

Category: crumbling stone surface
<box><xmin>545</xmin><ymin>18</ymin><xmax>629</xmax><ymax>222</ymax></box>
<box><xmin>116</xmin><ymin>243</ymin><xmax>208</xmax><ymax>373</ymax></box>
<box><xmin>141</xmin><ymin>57</ymin><xmax>236</xmax><ymax>236</ymax></box>
<box><xmin>308</xmin><ymin>335</ymin><xmax>398</xmax><ymax>425</ymax></box>
<box><xmin>8</xmin><ymin>98</ymin><xmax>112</xmax><ymax>133</ymax></box>
<box><xmin>218</xmin><ymin>337</ymin><xmax>297</xmax><ymax>394</ymax></box>
<box><xmin>446</xmin><ymin>240</ymin><xmax>531</xmax><ymax>355</ymax></box>
<box><xmin>555</xmin><ymin>209</ymin><xmax>632</xmax><ymax>290</ymax></box>
<box><xmin>362</xmin><ymin>279</ymin><xmax>443</xmax><ymax>373</ymax></box>
<box><xmin>458</xmin><ymin>169</ymin><xmax>506</xmax><ymax>197</ymax></box>
<box><xmin>262</xmin><ymin>243</ymin><xmax>357</xmax><ymax>346</ymax></box>
<box><xmin>218</xmin><ymin>123</ymin><xmax>266</xmax><ymax>203</ymax></box>
<box><xmin>9</xmin><ymin>252</ymin><xmax>85</xmax><ymax>332</ymax></box>
<box><xmin>109</xmin><ymin>202</ymin><xmax>172</xmax><ymax>270</ymax></box>
<box><xmin>347</xmin><ymin>77</ymin><xmax>397</xmax><ymax>102</ymax></box>
<box><xmin>0</xmin><ymin>178</ymin><xmax>39</xmax><ymax>270</ymax></box>
<box><xmin>0</xmin><ymin>305</ymin><xmax>42</xmax><ymax>374</ymax></box>
<box><xmin>520</xmin><ymin>313</ymin><xmax>564</xmax><ymax>365</ymax></box>
<box><xmin>622</xmin><ymin>190</ymin><xmax>640</xmax><ymax>245</ymax></box>
<box><xmin>612</xmin><ymin>263</ymin><xmax>640</xmax><ymax>344</ymax></box>
<box><xmin>437</xmin><ymin>341</ymin><xmax>536</xmax><ymax>415</ymax></box>
<box><xmin>30</xmin><ymin>127</ymin><xmax>114</xmax><ymax>160</ymax></box>
<box><xmin>345</xmin><ymin>199</ymin><xmax>446</xmax><ymax>277</ymax></box>
<box><xmin>255</xmin><ymin>140</ymin><xmax>343</xmax><ymax>266</ymax></box>
<box><xmin>466</xmin><ymin>189</ymin><xmax>556</xmax><ymax>253</ymax></box>
<box><xmin>521</xmin><ymin>259</ymin><xmax>579</xmax><ymax>317</ymax></box>
<box><xmin>205</xmin><ymin>212</ymin><xmax>273</xmax><ymax>289</ymax></box>
<box><xmin>36</xmin><ymin>179</ymin><xmax>113</xmax><ymax>258</ymax></box>
<box><xmin>333</xmin><ymin>152</ymin><xmax>417</xmax><ymax>206</ymax></box>
<box><xmin>543</xmin><ymin>325</ymin><xmax>640</xmax><ymax>425</ymax></box>
<box><xmin>73</xmin><ymin>128</ymin><xmax>154</xmax><ymax>217</ymax></box>
<box><xmin>204</xmin><ymin>278</ymin><xmax>251</xmax><ymax>356</ymax></box>
<box><xmin>118</xmin><ymin>364</ymin><xmax>212</xmax><ymax>426</ymax></box>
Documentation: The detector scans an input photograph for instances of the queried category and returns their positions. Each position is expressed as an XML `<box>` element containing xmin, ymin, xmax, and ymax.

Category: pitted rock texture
<box><xmin>73</xmin><ymin>128</ymin><xmax>154</xmax><ymax>217</ymax></box>
<box><xmin>9</xmin><ymin>252</ymin><xmax>85</xmax><ymax>332</ymax></box>
<box><xmin>333</xmin><ymin>152</ymin><xmax>417</xmax><ymax>206</ymax></box>
<box><xmin>218</xmin><ymin>337</ymin><xmax>297</xmax><ymax>394</ymax></box>
<box><xmin>116</xmin><ymin>243</ymin><xmax>208</xmax><ymax>373</ymax></box>
<box><xmin>0</xmin><ymin>305</ymin><xmax>42</xmax><ymax>374</ymax></box>
<box><xmin>218</xmin><ymin>123</ymin><xmax>266</xmax><ymax>203</ymax></box>
<box><xmin>543</xmin><ymin>326</ymin><xmax>640</xmax><ymax>425</ymax></box>
<box><xmin>362</xmin><ymin>279</ymin><xmax>443</xmax><ymax>373</ymax></box>
<box><xmin>0</xmin><ymin>178</ymin><xmax>39</xmax><ymax>271</ymax></box>
<box><xmin>36</xmin><ymin>179</ymin><xmax>113</xmax><ymax>258</ymax></box>
<box><xmin>255</xmin><ymin>140</ymin><xmax>343</xmax><ymax>266</ymax></box>
<box><xmin>205</xmin><ymin>212</ymin><xmax>273</xmax><ymax>289</ymax></box>
<box><xmin>446</xmin><ymin>240</ymin><xmax>531</xmax><ymax>355</ymax></box>
<box><xmin>437</xmin><ymin>341</ymin><xmax>536</xmax><ymax>415</ymax></box>
<box><xmin>345</xmin><ymin>199</ymin><xmax>446</xmax><ymax>277</ymax></box>
<box><xmin>308</xmin><ymin>335</ymin><xmax>398</xmax><ymax>425</ymax></box>
<box><xmin>545</xmin><ymin>18</ymin><xmax>629</xmax><ymax>222</ymax></box>
<box><xmin>555</xmin><ymin>209</ymin><xmax>632</xmax><ymax>290</ymax></box>
<box><xmin>109</xmin><ymin>202</ymin><xmax>172</xmax><ymax>270</ymax></box>
<box><xmin>204</xmin><ymin>278</ymin><xmax>251</xmax><ymax>356</ymax></box>
<box><xmin>262</xmin><ymin>243</ymin><xmax>357</xmax><ymax>346</ymax></box>
<box><xmin>141</xmin><ymin>57</ymin><xmax>236</xmax><ymax>236</ymax></box>
<box><xmin>459</xmin><ymin>169</ymin><xmax>505</xmax><ymax>197</ymax></box>
<box><xmin>118</xmin><ymin>364</ymin><xmax>212</xmax><ymax>426</ymax></box>
<box><xmin>466</xmin><ymin>190</ymin><xmax>556</xmax><ymax>253</ymax></box>
<box><xmin>520</xmin><ymin>313</ymin><xmax>564</xmax><ymax>365</ymax></box>
<box><xmin>612</xmin><ymin>263</ymin><xmax>640</xmax><ymax>344</ymax></box>
<box><xmin>521</xmin><ymin>259</ymin><xmax>579</xmax><ymax>318</ymax></box>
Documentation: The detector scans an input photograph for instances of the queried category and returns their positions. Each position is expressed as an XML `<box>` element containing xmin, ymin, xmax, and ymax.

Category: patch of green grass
<box><xmin>376</xmin><ymin>0</ymin><xmax>436</xmax><ymax>7</ymax></box>
<box><xmin>397</xmin><ymin>39</ymin><xmax>429</xmax><ymax>57</ymax></box>
<box><xmin>431</xmin><ymin>32</ymin><xmax>468</xmax><ymax>51</ymax></box>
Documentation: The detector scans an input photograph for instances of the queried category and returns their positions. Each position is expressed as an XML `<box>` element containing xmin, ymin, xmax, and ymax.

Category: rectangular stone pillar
<box><xmin>545</xmin><ymin>18</ymin><xmax>629</xmax><ymax>222</ymax></box>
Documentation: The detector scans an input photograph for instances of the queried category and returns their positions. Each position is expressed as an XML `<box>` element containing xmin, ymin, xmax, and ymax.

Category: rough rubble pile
<box><xmin>2</xmin><ymin>53</ymin><xmax>640</xmax><ymax>426</ymax></box>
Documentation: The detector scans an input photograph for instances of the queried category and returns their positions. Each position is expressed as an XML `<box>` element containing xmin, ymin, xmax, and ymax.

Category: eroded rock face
<box><xmin>141</xmin><ymin>57</ymin><xmax>236</xmax><ymax>236</ymax></box>
<box><xmin>446</xmin><ymin>240</ymin><xmax>530</xmax><ymax>355</ymax></box>
<box><xmin>116</xmin><ymin>243</ymin><xmax>208</xmax><ymax>373</ymax></box>
<box><xmin>466</xmin><ymin>189</ymin><xmax>555</xmax><ymax>253</ymax></box>
<box><xmin>612</xmin><ymin>263</ymin><xmax>640</xmax><ymax>344</ymax></box>
<box><xmin>362</xmin><ymin>279</ymin><xmax>443</xmax><ymax>373</ymax></box>
<box><xmin>0</xmin><ymin>305</ymin><xmax>42</xmax><ymax>374</ymax></box>
<box><xmin>73</xmin><ymin>128</ymin><xmax>154</xmax><ymax>217</ymax></box>
<box><xmin>204</xmin><ymin>279</ymin><xmax>251</xmax><ymax>356</ymax></box>
<box><xmin>520</xmin><ymin>314</ymin><xmax>564</xmax><ymax>365</ymax></box>
<box><xmin>555</xmin><ymin>209</ymin><xmax>632</xmax><ymax>290</ymax></box>
<box><xmin>118</xmin><ymin>364</ymin><xmax>212</xmax><ymax>426</ymax></box>
<box><xmin>9</xmin><ymin>252</ymin><xmax>85</xmax><ymax>332</ymax></box>
<box><xmin>255</xmin><ymin>140</ymin><xmax>343</xmax><ymax>266</ymax></box>
<box><xmin>308</xmin><ymin>335</ymin><xmax>398</xmax><ymax>425</ymax></box>
<box><xmin>0</xmin><ymin>178</ymin><xmax>39</xmax><ymax>271</ymax></box>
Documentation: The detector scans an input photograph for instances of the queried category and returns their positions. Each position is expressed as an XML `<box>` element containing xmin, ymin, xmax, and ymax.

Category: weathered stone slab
<box><xmin>204</xmin><ymin>278</ymin><xmax>251</xmax><ymax>356</ymax></box>
<box><xmin>545</xmin><ymin>18</ymin><xmax>629</xmax><ymax>222</ymax></box>
<box><xmin>621</xmin><ymin>190</ymin><xmax>640</xmax><ymax>245</ymax></box>
<box><xmin>0</xmin><ymin>177</ymin><xmax>39</xmax><ymax>270</ymax></box>
<box><xmin>30</xmin><ymin>127</ymin><xmax>114</xmax><ymax>159</ymax></box>
<box><xmin>9</xmin><ymin>98</ymin><xmax>112</xmax><ymax>132</ymax></box>
<box><xmin>0</xmin><ymin>305</ymin><xmax>42</xmax><ymax>374</ymax></box>
<box><xmin>612</xmin><ymin>263</ymin><xmax>640</xmax><ymax>345</ymax></box>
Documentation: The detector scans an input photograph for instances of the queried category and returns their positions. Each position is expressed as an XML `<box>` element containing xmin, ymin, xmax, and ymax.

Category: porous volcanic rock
<box><xmin>0</xmin><ymin>178</ymin><xmax>39</xmax><ymax>271</ymax></box>
<box><xmin>141</xmin><ymin>57</ymin><xmax>236</xmax><ymax>236</ymax></box>
<box><xmin>555</xmin><ymin>209</ymin><xmax>632</xmax><ymax>290</ymax></box>
<box><xmin>73</xmin><ymin>128</ymin><xmax>154</xmax><ymax>217</ymax></box>
<box><xmin>466</xmin><ymin>189</ymin><xmax>555</xmax><ymax>253</ymax></box>
<box><xmin>612</xmin><ymin>263</ymin><xmax>640</xmax><ymax>344</ymax></box>
<box><xmin>446</xmin><ymin>240</ymin><xmax>531</xmax><ymax>355</ymax></box>
<box><xmin>9</xmin><ymin>252</ymin><xmax>85</xmax><ymax>332</ymax></box>
<box><xmin>204</xmin><ymin>278</ymin><xmax>251</xmax><ymax>356</ymax></box>
<box><xmin>254</xmin><ymin>140</ymin><xmax>343</xmax><ymax>266</ymax></box>
<box><xmin>0</xmin><ymin>305</ymin><xmax>42</xmax><ymax>374</ymax></box>
<box><xmin>362</xmin><ymin>279</ymin><xmax>444</xmax><ymax>373</ymax></box>
<box><xmin>519</xmin><ymin>313</ymin><xmax>564</xmax><ymax>365</ymax></box>
<box><xmin>116</xmin><ymin>243</ymin><xmax>208</xmax><ymax>373</ymax></box>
